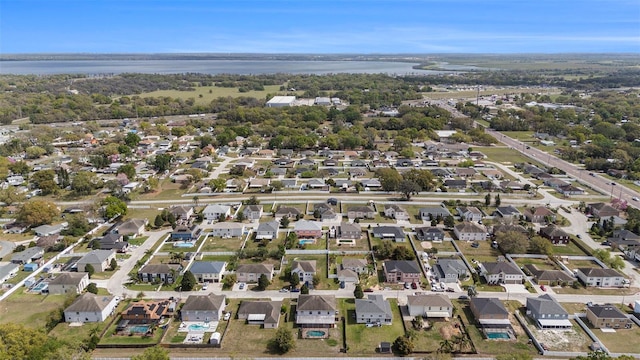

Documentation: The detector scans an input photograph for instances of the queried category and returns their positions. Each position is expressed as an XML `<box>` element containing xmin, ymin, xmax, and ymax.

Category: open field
<box><xmin>0</xmin><ymin>291</ymin><xmax>70</xmax><ymax>328</ymax></box>
<box><xmin>328</xmin><ymin>232</ymin><xmax>370</xmax><ymax>251</ymax></box>
<box><xmin>513</xmin><ymin>257</ymin><xmax>558</xmax><ymax>270</ymax></box>
<box><xmin>139</xmin><ymin>84</ymin><xmax>283</xmax><ymax>106</ymax></box>
<box><xmin>477</xmin><ymin>146</ymin><xmax>545</xmax><ymax>167</ymax></box>
<box><xmin>590</xmin><ymin>323</ymin><xmax>640</xmax><ymax>354</ymax></box>
<box><xmin>201</xmin><ymin>236</ymin><xmax>244</xmax><ymax>252</ymax></box>
<box><xmin>456</xmin><ymin>240</ymin><xmax>501</xmax><ymax>263</ymax></box>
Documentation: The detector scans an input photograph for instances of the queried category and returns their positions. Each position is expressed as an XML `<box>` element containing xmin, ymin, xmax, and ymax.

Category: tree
<box><xmin>393</xmin><ymin>335</ymin><xmax>414</xmax><ymax>356</ymax></box>
<box><xmin>354</xmin><ymin>284</ymin><xmax>364</xmax><ymax>299</ymax></box>
<box><xmin>271</xmin><ymin>327</ymin><xmax>295</xmax><ymax>354</ymax></box>
<box><xmin>154</xmin><ymin>214</ymin><xmax>165</xmax><ymax>228</ymax></box>
<box><xmin>392</xmin><ymin>246</ymin><xmax>415</xmax><ymax>260</ymax></box>
<box><xmin>62</xmin><ymin>214</ymin><xmax>92</xmax><ymax>236</ymax></box>
<box><xmin>131</xmin><ymin>346</ymin><xmax>170</xmax><ymax>360</ymax></box>
<box><xmin>31</xmin><ymin>169</ymin><xmax>58</xmax><ymax>195</ymax></box>
<box><xmin>312</xmin><ymin>274</ymin><xmax>320</xmax><ymax>287</ymax></box>
<box><xmin>85</xmin><ymin>264</ymin><xmax>95</xmax><ymax>278</ymax></box>
<box><xmin>181</xmin><ymin>270</ymin><xmax>196</xmax><ymax>291</ymax></box>
<box><xmin>0</xmin><ymin>187</ymin><xmax>26</xmax><ymax>205</ymax></box>
<box><xmin>438</xmin><ymin>339</ymin><xmax>454</xmax><ymax>353</ymax></box>
<box><xmin>467</xmin><ymin>285</ymin><xmax>478</xmax><ymax>298</ymax></box>
<box><xmin>444</xmin><ymin>215</ymin><xmax>455</xmax><ymax>228</ymax></box>
<box><xmin>300</xmin><ymin>283</ymin><xmax>309</xmax><ymax>294</ymax></box>
<box><xmin>146</xmin><ymin>176</ymin><xmax>159</xmax><ymax>192</ymax></box>
<box><xmin>377</xmin><ymin>168</ymin><xmax>402</xmax><ymax>192</ymax></box>
<box><xmin>209</xmin><ymin>178</ymin><xmax>226</xmax><ymax>192</ymax></box>
<box><xmin>398</xmin><ymin>180</ymin><xmax>421</xmax><ymax>200</ymax></box>
<box><xmin>529</xmin><ymin>236</ymin><xmax>554</xmax><ymax>255</ymax></box>
<box><xmin>485</xmin><ymin>193</ymin><xmax>491</xmax><ymax>207</ymax></box>
<box><xmin>494</xmin><ymin>194</ymin><xmax>501</xmax><ymax>207</ymax></box>
<box><xmin>109</xmin><ymin>258</ymin><xmax>118</xmax><ymax>271</ymax></box>
<box><xmin>153</xmin><ymin>153</ymin><xmax>172</xmax><ymax>172</ymax></box>
<box><xmin>8</xmin><ymin>161</ymin><xmax>30</xmax><ymax>176</ymax></box>
<box><xmin>412</xmin><ymin>315</ymin><xmax>423</xmax><ymax>330</ymax></box>
<box><xmin>71</xmin><ymin>171</ymin><xmax>102</xmax><ymax>196</ymax></box>
<box><xmin>222</xmin><ymin>274</ymin><xmax>237</xmax><ymax>289</ymax></box>
<box><xmin>124</xmin><ymin>132</ymin><xmax>141</xmax><ymax>148</ymax></box>
<box><xmin>495</xmin><ymin>231</ymin><xmax>529</xmax><ymax>254</ymax></box>
<box><xmin>257</xmin><ymin>274</ymin><xmax>270</xmax><ymax>291</ymax></box>
<box><xmin>374</xmin><ymin>241</ymin><xmax>395</xmax><ymax>259</ymax></box>
<box><xmin>117</xmin><ymin>164</ymin><xmax>136</xmax><ymax>181</ymax></box>
<box><xmin>280</xmin><ymin>216</ymin><xmax>290</xmax><ymax>228</ymax></box>
<box><xmin>17</xmin><ymin>200</ymin><xmax>59</xmax><ymax>227</ymax></box>
<box><xmin>86</xmin><ymin>282</ymin><xmax>98</xmax><ymax>294</ymax></box>
<box><xmin>290</xmin><ymin>272</ymin><xmax>300</xmax><ymax>286</ymax></box>
<box><xmin>102</xmin><ymin>196</ymin><xmax>128</xmax><ymax>219</ymax></box>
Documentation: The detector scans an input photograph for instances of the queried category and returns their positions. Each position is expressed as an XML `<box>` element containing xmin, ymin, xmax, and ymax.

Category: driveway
<box><xmin>0</xmin><ymin>240</ymin><xmax>15</xmax><ymax>260</ymax></box>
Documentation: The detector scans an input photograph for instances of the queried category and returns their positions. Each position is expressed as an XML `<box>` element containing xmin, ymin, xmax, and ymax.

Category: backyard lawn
<box><xmin>591</xmin><ymin>323</ymin><xmax>640</xmax><ymax>354</ymax></box>
<box><xmin>328</xmin><ymin>231</ymin><xmax>370</xmax><ymax>251</ymax></box>
<box><xmin>407</xmin><ymin>317</ymin><xmax>470</xmax><ymax>353</ymax></box>
<box><xmin>200</xmin><ymin>235</ymin><xmax>244</xmax><ymax>252</ymax></box>
<box><xmin>339</xmin><ymin>298</ymin><xmax>406</xmax><ymax>355</ymax></box>
<box><xmin>456</xmin><ymin>240</ymin><xmax>502</xmax><ymax>263</ymax></box>
<box><xmin>0</xmin><ymin>291</ymin><xmax>71</xmax><ymax>328</ymax></box>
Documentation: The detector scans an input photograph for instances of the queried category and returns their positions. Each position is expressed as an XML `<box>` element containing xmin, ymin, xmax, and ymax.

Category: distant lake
<box><xmin>0</xmin><ymin>60</ymin><xmax>455</xmax><ymax>75</ymax></box>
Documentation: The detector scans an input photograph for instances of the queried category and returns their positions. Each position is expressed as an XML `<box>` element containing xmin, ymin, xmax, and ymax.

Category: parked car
<box><xmin>411</xmin><ymin>282</ymin><xmax>418</xmax><ymax>289</ymax></box>
<box><xmin>446</xmin><ymin>288</ymin><xmax>455</xmax><ymax>292</ymax></box>
<box><xmin>364</xmin><ymin>288</ymin><xmax>374</xmax><ymax>293</ymax></box>
<box><xmin>471</xmin><ymin>242</ymin><xmax>480</xmax><ymax>248</ymax></box>
<box><xmin>279</xmin><ymin>288</ymin><xmax>289</xmax><ymax>293</ymax></box>
<box><xmin>458</xmin><ymin>295</ymin><xmax>469</xmax><ymax>300</ymax></box>
<box><xmin>238</xmin><ymin>282</ymin><xmax>245</xmax><ymax>290</ymax></box>
<box><xmin>633</xmin><ymin>197</ymin><xmax>639</xmax><ymax>201</ymax></box>
<box><xmin>223</xmin><ymin>312</ymin><xmax>231</xmax><ymax>321</ymax></box>
<box><xmin>291</xmin><ymin>288</ymin><xmax>300</xmax><ymax>293</ymax></box>
<box><xmin>339</xmin><ymin>281</ymin><xmax>345</xmax><ymax>289</ymax></box>
<box><xmin>576</xmin><ymin>234</ymin><xmax>581</xmax><ymax>239</ymax></box>
<box><xmin>601</xmin><ymin>241</ymin><xmax>611</xmax><ymax>246</ymax></box>
<box><xmin>404</xmin><ymin>282</ymin><xmax>411</xmax><ymax>289</ymax></box>
<box><xmin>201</xmin><ymin>284</ymin><xmax>208</xmax><ymax>291</ymax></box>
<box><xmin>327</xmin><ymin>198</ymin><xmax>338</xmax><ymax>205</ymax></box>
<box><xmin>540</xmin><ymin>285</ymin><xmax>546</xmax><ymax>292</ymax></box>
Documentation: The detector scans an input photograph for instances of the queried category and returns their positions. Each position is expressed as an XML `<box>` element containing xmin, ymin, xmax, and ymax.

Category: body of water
<box><xmin>0</xmin><ymin>59</ymin><xmax>453</xmax><ymax>75</ymax></box>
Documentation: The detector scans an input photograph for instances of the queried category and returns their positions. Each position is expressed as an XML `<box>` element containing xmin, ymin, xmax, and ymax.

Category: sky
<box><xmin>1</xmin><ymin>0</ymin><xmax>639</xmax><ymax>54</ymax></box>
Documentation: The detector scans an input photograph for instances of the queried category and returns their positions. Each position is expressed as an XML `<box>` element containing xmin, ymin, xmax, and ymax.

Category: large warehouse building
<box><xmin>266</xmin><ymin>96</ymin><xmax>296</xmax><ymax>107</ymax></box>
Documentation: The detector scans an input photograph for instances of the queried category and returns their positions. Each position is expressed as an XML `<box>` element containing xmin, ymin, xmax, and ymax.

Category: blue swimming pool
<box><xmin>298</xmin><ymin>239</ymin><xmax>315</xmax><ymax>245</ymax></box>
<box><xmin>188</xmin><ymin>323</ymin><xmax>210</xmax><ymax>331</ymax></box>
<box><xmin>174</xmin><ymin>242</ymin><xmax>195</xmax><ymax>248</ymax></box>
<box><xmin>130</xmin><ymin>325</ymin><xmax>150</xmax><ymax>334</ymax></box>
<box><xmin>32</xmin><ymin>283</ymin><xmax>48</xmax><ymax>292</ymax></box>
<box><xmin>306</xmin><ymin>330</ymin><xmax>326</xmax><ymax>337</ymax></box>
<box><xmin>486</xmin><ymin>332</ymin><xmax>510</xmax><ymax>339</ymax></box>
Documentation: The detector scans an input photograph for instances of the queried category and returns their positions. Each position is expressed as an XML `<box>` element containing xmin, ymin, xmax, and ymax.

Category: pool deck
<box><xmin>178</xmin><ymin>321</ymin><xmax>219</xmax><ymax>333</ymax></box>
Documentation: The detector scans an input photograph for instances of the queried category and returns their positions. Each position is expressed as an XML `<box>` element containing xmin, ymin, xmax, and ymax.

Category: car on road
<box><xmin>526</xmin><ymin>146</ymin><xmax>531</xmax><ymax>149</ymax></box>
<box><xmin>291</xmin><ymin>288</ymin><xmax>300</xmax><ymax>293</ymax></box>
<box><xmin>633</xmin><ymin>197</ymin><xmax>640</xmax><ymax>201</ymax></box>
<box><xmin>458</xmin><ymin>295</ymin><xmax>469</xmax><ymax>300</ymax></box>
<box><xmin>601</xmin><ymin>241</ymin><xmax>611</xmax><ymax>246</ymax></box>
<box><xmin>279</xmin><ymin>288</ymin><xmax>289</xmax><ymax>293</ymax></box>
<box><xmin>327</xmin><ymin>198</ymin><xmax>338</xmax><ymax>205</ymax></box>
<box><xmin>589</xmin><ymin>172</ymin><xmax>595</xmax><ymax>176</ymax></box>
<box><xmin>446</xmin><ymin>288</ymin><xmax>455</xmax><ymax>292</ymax></box>
<box><xmin>223</xmin><ymin>312</ymin><xmax>231</xmax><ymax>321</ymax></box>
<box><xmin>364</xmin><ymin>288</ymin><xmax>374</xmax><ymax>293</ymax></box>
<box><xmin>611</xmin><ymin>182</ymin><xmax>616</xmax><ymax>186</ymax></box>
<box><xmin>540</xmin><ymin>285</ymin><xmax>546</xmax><ymax>292</ymax></box>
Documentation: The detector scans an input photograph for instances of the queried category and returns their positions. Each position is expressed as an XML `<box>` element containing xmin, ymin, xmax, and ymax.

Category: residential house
<box><xmin>407</xmin><ymin>294</ymin><xmax>453</xmax><ymax>318</ymax></box>
<box><xmin>0</xmin><ymin>263</ymin><xmax>19</xmax><ymax>283</ymax></box>
<box><xmin>524</xmin><ymin>206</ymin><xmax>556</xmax><ymax>224</ymax></box>
<box><xmin>492</xmin><ymin>224</ymin><xmax>528</xmax><ymax>236</ymax></box>
<box><xmin>434</xmin><ymin>258</ymin><xmax>469</xmax><ymax>283</ymax></box>
<box><xmin>33</xmin><ymin>223</ymin><xmax>68</xmax><ymax>237</ymax></box>
<box><xmin>456</xmin><ymin>206</ymin><xmax>483</xmax><ymax>222</ymax></box>
<box><xmin>48</xmin><ymin>272</ymin><xmax>89</xmax><ymax>295</ymax></box>
<box><xmin>236</xmin><ymin>264</ymin><xmax>274</xmax><ymax>283</ymax></box>
<box><xmin>588</xmin><ymin>203</ymin><xmax>620</xmax><ymax>218</ymax></box>
<box><xmin>493</xmin><ymin>206</ymin><xmax>521</xmax><ymax>219</ymax></box>
<box><xmin>500</xmin><ymin>180</ymin><xmax>526</xmax><ymax>191</ymax></box>
<box><xmin>558</xmin><ymin>184</ymin><xmax>584</xmax><ymax>196</ymax></box>
<box><xmin>76</xmin><ymin>250</ymin><xmax>115</xmax><ymax>272</ymax></box>
<box><xmin>523</xmin><ymin>264</ymin><xmax>575</xmax><ymax>286</ymax></box>
<box><xmin>181</xmin><ymin>294</ymin><xmax>226</xmax><ymax>321</ymax></box>
<box><xmin>383</xmin><ymin>204</ymin><xmax>409</xmax><ymax>220</ymax></box>
<box><xmin>372</xmin><ymin>226</ymin><xmax>406</xmax><ymax>242</ymax></box>
<box><xmin>356</xmin><ymin>295</ymin><xmax>393</xmax><ymax>325</ymax></box>
<box><xmin>36</xmin><ymin>235</ymin><xmax>61</xmax><ymax>250</ymax></box>
<box><xmin>415</xmin><ymin>227</ymin><xmax>446</xmax><ymax>242</ymax></box>
<box><xmin>444</xmin><ymin>179</ymin><xmax>466</xmax><ymax>190</ymax></box>
<box><xmin>456</xmin><ymin>168</ymin><xmax>477</xmax><ymax>178</ymax></box>
<box><xmin>419</xmin><ymin>205</ymin><xmax>451</xmax><ymax>221</ymax></box>
<box><xmin>296</xmin><ymin>295</ymin><xmax>337</xmax><ymax>328</ymax></box>
<box><xmin>576</xmin><ymin>268</ymin><xmax>625</xmax><ymax>287</ymax></box>
<box><xmin>453</xmin><ymin>222</ymin><xmax>487</xmax><ymax>241</ymax></box>
<box><xmin>312</xmin><ymin>203</ymin><xmax>338</xmax><ymax>221</ymax></box>
<box><xmin>255</xmin><ymin>221</ymin><xmax>279</xmax><ymax>240</ymax></box>
<box><xmin>189</xmin><ymin>261</ymin><xmax>226</xmax><ymax>283</ymax></box>
<box><xmin>341</xmin><ymin>258</ymin><xmax>368</xmax><ymax>275</ymax></box>
<box><xmin>171</xmin><ymin>224</ymin><xmax>202</xmax><ymax>241</ymax></box>
<box><xmin>203</xmin><ymin>204</ymin><xmax>232</xmax><ymax>221</ymax></box>
<box><xmin>334</xmin><ymin>222</ymin><xmax>362</xmax><ymax>241</ymax></box>
<box><xmin>242</xmin><ymin>205</ymin><xmax>263</xmax><ymax>221</ymax></box>
<box><xmin>294</xmin><ymin>220</ymin><xmax>323</xmax><ymax>239</ymax></box>
<box><xmin>539</xmin><ymin>225</ymin><xmax>570</xmax><ymax>245</ymax></box>
<box><xmin>115</xmin><ymin>218</ymin><xmax>147</xmax><ymax>237</ymax></box>
<box><xmin>138</xmin><ymin>264</ymin><xmax>180</xmax><ymax>284</ymax></box>
<box><xmin>98</xmin><ymin>233</ymin><xmax>129</xmax><ymax>253</ymax></box>
<box><xmin>170</xmin><ymin>205</ymin><xmax>194</xmax><ymax>220</ymax></box>
<box><xmin>64</xmin><ymin>293</ymin><xmax>118</xmax><ymax>323</ymax></box>
<box><xmin>481</xmin><ymin>261</ymin><xmax>523</xmax><ymax>284</ymax></box>
<box><xmin>347</xmin><ymin>206</ymin><xmax>375</xmax><ymax>220</ymax></box>
<box><xmin>526</xmin><ymin>294</ymin><xmax>572</xmax><ymax>330</ymax></box>
<box><xmin>586</xmin><ymin>304</ymin><xmax>633</xmax><ymax>329</ymax></box>
<box><xmin>291</xmin><ymin>260</ymin><xmax>317</xmax><ymax>284</ymax></box>
<box><xmin>470</xmin><ymin>297</ymin><xmax>510</xmax><ymax>328</ymax></box>
<box><xmin>274</xmin><ymin>206</ymin><xmax>301</xmax><ymax>220</ymax></box>
<box><xmin>237</xmin><ymin>300</ymin><xmax>282</xmax><ymax>328</ymax></box>
<box><xmin>121</xmin><ymin>299</ymin><xmax>173</xmax><ymax>324</ymax></box>
<box><xmin>10</xmin><ymin>246</ymin><xmax>44</xmax><ymax>265</ymax></box>
<box><xmin>210</xmin><ymin>222</ymin><xmax>245</xmax><ymax>238</ymax></box>
<box><xmin>383</xmin><ymin>260</ymin><xmax>421</xmax><ymax>283</ymax></box>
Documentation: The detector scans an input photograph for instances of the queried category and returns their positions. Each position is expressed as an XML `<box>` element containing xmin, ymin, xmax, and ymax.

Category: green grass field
<box><xmin>477</xmin><ymin>146</ymin><xmax>545</xmax><ymax>167</ymax></box>
<box><xmin>139</xmin><ymin>84</ymin><xmax>284</xmax><ymax>105</ymax></box>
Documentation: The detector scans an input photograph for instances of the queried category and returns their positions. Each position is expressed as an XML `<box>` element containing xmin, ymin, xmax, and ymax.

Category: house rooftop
<box><xmin>65</xmin><ymin>293</ymin><xmax>115</xmax><ymax>313</ymax></box>
<box><xmin>297</xmin><ymin>294</ymin><xmax>336</xmax><ymax>312</ymax></box>
<box><xmin>182</xmin><ymin>294</ymin><xmax>225</xmax><ymax>312</ymax></box>
<box><xmin>407</xmin><ymin>294</ymin><xmax>452</xmax><ymax>308</ymax></box>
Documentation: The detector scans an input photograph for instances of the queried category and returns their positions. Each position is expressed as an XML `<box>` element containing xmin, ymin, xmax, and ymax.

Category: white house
<box><xmin>181</xmin><ymin>294</ymin><xmax>226</xmax><ymax>322</ymax></box>
<box><xmin>453</xmin><ymin>222</ymin><xmax>487</xmax><ymax>241</ymax></box>
<box><xmin>291</xmin><ymin>260</ymin><xmax>317</xmax><ymax>284</ymax></box>
<box><xmin>407</xmin><ymin>294</ymin><xmax>454</xmax><ymax>318</ymax></box>
<box><xmin>203</xmin><ymin>204</ymin><xmax>231</xmax><ymax>221</ymax></box>
<box><xmin>209</xmin><ymin>222</ymin><xmax>245</xmax><ymax>238</ymax></box>
<box><xmin>64</xmin><ymin>293</ymin><xmax>118</xmax><ymax>323</ymax></box>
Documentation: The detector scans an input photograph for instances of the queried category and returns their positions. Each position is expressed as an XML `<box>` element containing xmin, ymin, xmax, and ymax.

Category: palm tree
<box><xmin>457</xmin><ymin>335</ymin><xmax>472</xmax><ymax>352</ymax></box>
<box><xmin>192</xmin><ymin>195</ymin><xmax>199</xmax><ymax>208</ymax></box>
<box><xmin>438</xmin><ymin>339</ymin><xmax>454</xmax><ymax>353</ymax></box>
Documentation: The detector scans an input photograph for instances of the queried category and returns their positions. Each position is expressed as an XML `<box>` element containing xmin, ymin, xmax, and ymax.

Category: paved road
<box><xmin>0</xmin><ymin>240</ymin><xmax>15</xmax><ymax>260</ymax></box>
<box><xmin>487</xmin><ymin>129</ymin><xmax>640</xmax><ymax>207</ymax></box>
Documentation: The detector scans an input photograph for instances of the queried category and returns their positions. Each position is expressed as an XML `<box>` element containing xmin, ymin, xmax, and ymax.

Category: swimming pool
<box><xmin>486</xmin><ymin>332</ymin><xmax>510</xmax><ymax>339</ymax></box>
<box><xmin>298</xmin><ymin>239</ymin><xmax>315</xmax><ymax>245</ymax></box>
<box><xmin>188</xmin><ymin>323</ymin><xmax>210</xmax><ymax>331</ymax></box>
<box><xmin>305</xmin><ymin>330</ymin><xmax>327</xmax><ymax>338</ymax></box>
<box><xmin>174</xmin><ymin>242</ymin><xmax>195</xmax><ymax>248</ymax></box>
<box><xmin>32</xmin><ymin>282</ymin><xmax>48</xmax><ymax>292</ymax></box>
<box><xmin>129</xmin><ymin>325</ymin><xmax>150</xmax><ymax>334</ymax></box>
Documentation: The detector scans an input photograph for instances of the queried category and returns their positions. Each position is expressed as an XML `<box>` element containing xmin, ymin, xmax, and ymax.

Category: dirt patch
<box><xmin>533</xmin><ymin>328</ymin><xmax>590</xmax><ymax>352</ymax></box>
<box><xmin>421</xmin><ymin>241</ymin><xmax>433</xmax><ymax>249</ymax></box>
<box><xmin>439</xmin><ymin>324</ymin><xmax>462</xmax><ymax>339</ymax></box>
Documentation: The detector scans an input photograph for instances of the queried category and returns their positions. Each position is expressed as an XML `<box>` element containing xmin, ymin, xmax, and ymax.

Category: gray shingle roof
<box><xmin>65</xmin><ymin>293</ymin><xmax>114</xmax><ymax>313</ymax></box>
<box><xmin>189</xmin><ymin>261</ymin><xmax>226</xmax><ymax>274</ymax></box>
<box><xmin>48</xmin><ymin>272</ymin><xmax>88</xmax><ymax>286</ymax></box>
<box><xmin>182</xmin><ymin>294</ymin><xmax>226</xmax><ymax>312</ymax></box>
<box><xmin>483</xmin><ymin>261</ymin><xmax>521</xmax><ymax>275</ymax></box>
<box><xmin>238</xmin><ymin>300</ymin><xmax>282</xmax><ymax>324</ymax></box>
<box><xmin>297</xmin><ymin>294</ymin><xmax>336</xmax><ymax>311</ymax></box>
<box><xmin>588</xmin><ymin>304</ymin><xmax>628</xmax><ymax>319</ymax></box>
<box><xmin>292</xmin><ymin>260</ymin><xmax>317</xmax><ymax>273</ymax></box>
<box><xmin>471</xmin><ymin>297</ymin><xmax>508</xmax><ymax>317</ymax></box>
<box><xmin>407</xmin><ymin>294</ymin><xmax>452</xmax><ymax>308</ymax></box>
<box><xmin>384</xmin><ymin>260</ymin><xmax>421</xmax><ymax>274</ymax></box>
<box><xmin>356</xmin><ymin>295</ymin><xmax>392</xmax><ymax>318</ymax></box>
<box><xmin>526</xmin><ymin>294</ymin><xmax>568</xmax><ymax>316</ymax></box>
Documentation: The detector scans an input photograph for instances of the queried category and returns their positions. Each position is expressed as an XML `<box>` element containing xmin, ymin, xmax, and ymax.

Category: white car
<box><xmin>633</xmin><ymin>197</ymin><xmax>639</xmax><ymax>201</ymax></box>
<box><xmin>223</xmin><ymin>312</ymin><xmax>231</xmax><ymax>321</ymax></box>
